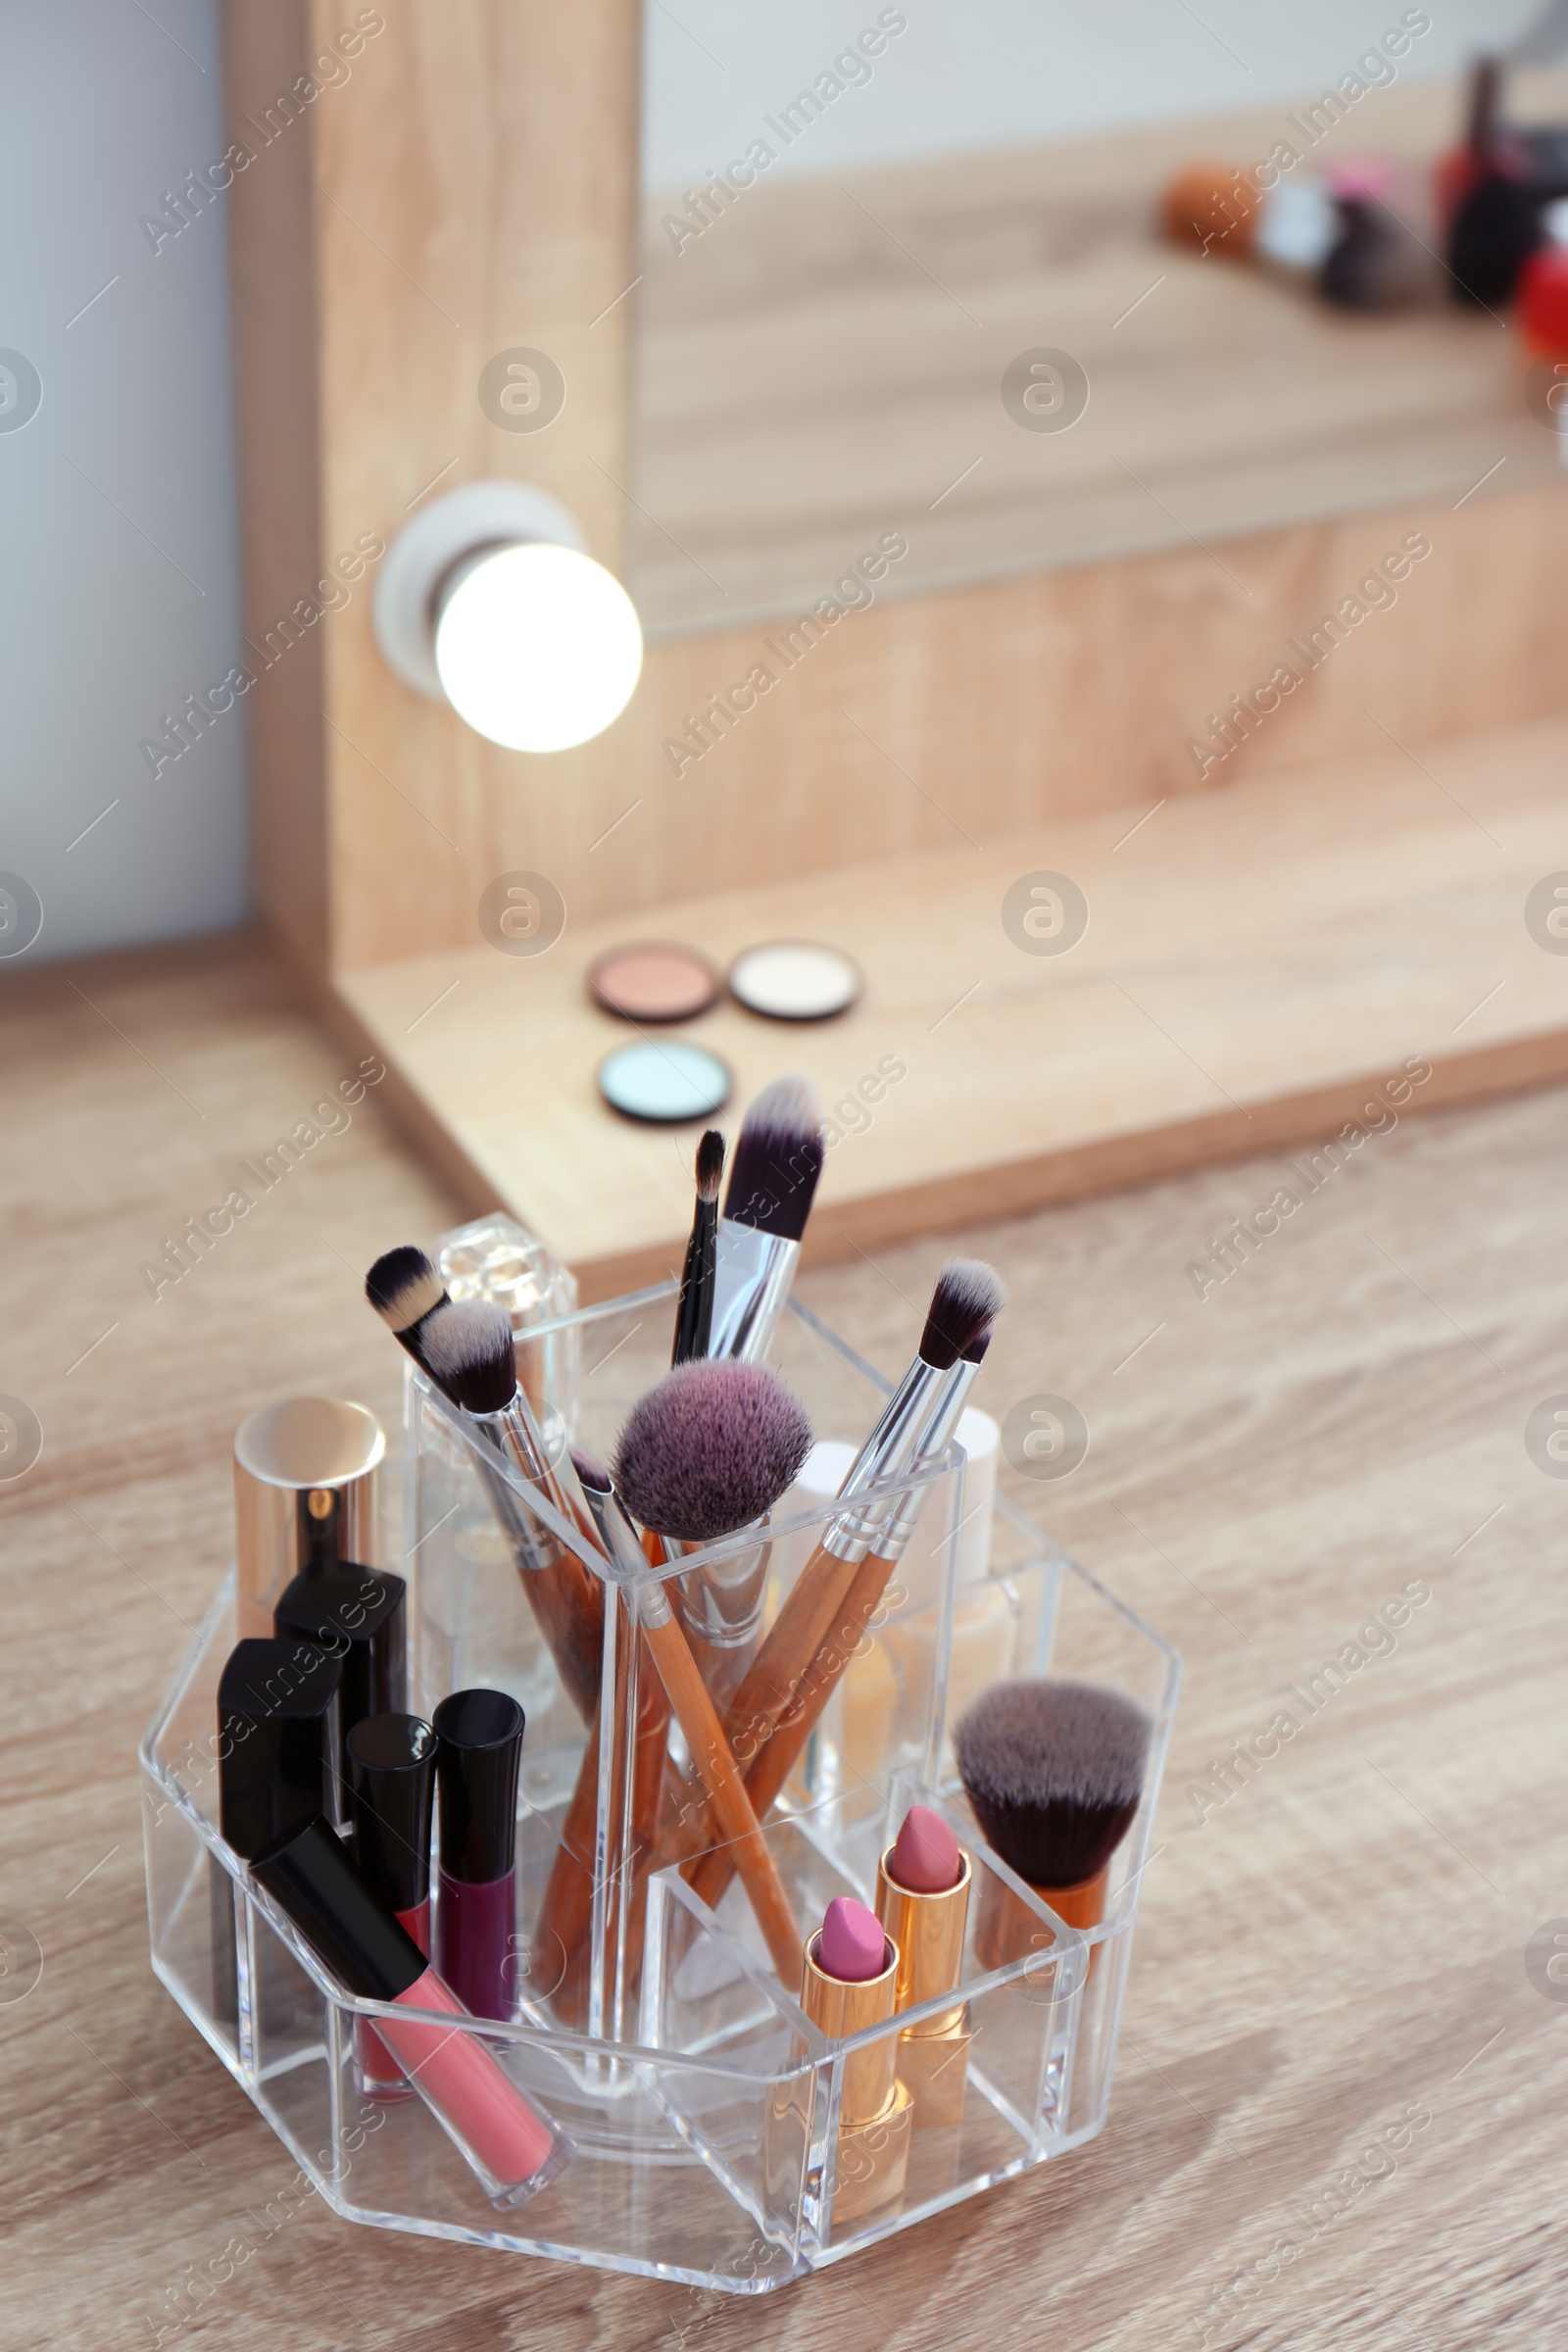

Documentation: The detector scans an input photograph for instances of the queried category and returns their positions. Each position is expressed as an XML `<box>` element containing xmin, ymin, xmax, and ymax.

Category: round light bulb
<box><xmin>433</xmin><ymin>542</ymin><xmax>643</xmax><ymax>753</ymax></box>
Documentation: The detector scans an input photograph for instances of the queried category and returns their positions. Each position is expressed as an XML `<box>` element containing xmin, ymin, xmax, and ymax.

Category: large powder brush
<box><xmin>612</xmin><ymin>1359</ymin><xmax>812</xmax><ymax>1544</ymax></box>
<box><xmin>956</xmin><ymin>1677</ymin><xmax>1152</xmax><ymax>1949</ymax></box>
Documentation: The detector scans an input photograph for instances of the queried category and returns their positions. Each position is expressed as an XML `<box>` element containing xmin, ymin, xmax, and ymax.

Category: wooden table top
<box><xmin>4</xmin><ymin>934</ymin><xmax>1563</xmax><ymax>2350</ymax></box>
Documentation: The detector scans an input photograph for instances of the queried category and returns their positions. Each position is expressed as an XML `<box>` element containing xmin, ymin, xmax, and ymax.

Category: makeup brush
<box><xmin>956</xmin><ymin>1678</ymin><xmax>1152</xmax><ymax>1958</ymax></box>
<box><xmin>671</xmin><ymin>1129</ymin><xmax>724</xmax><ymax>1366</ymax></box>
<box><xmin>614</xmin><ymin>1359</ymin><xmax>812</xmax><ymax>1542</ymax></box>
<box><xmin>571</xmin><ymin>1446</ymin><xmax>804</xmax><ymax>1984</ymax></box>
<box><xmin>615</xmin><ymin>1358</ymin><xmax>811</xmax><ymax>1708</ymax></box>
<box><xmin>534</xmin><ymin>1497</ymin><xmax>672</xmax><ymax>2035</ymax></box>
<box><xmin>707</xmin><ymin>1075</ymin><xmax>825</xmax><ymax>1361</ymax></box>
<box><xmin>414</xmin><ymin>1298</ymin><xmax>605</xmax><ymax>1724</ymax></box>
<box><xmin>366</xmin><ymin>1246</ymin><xmax>449</xmax><ymax>1363</ymax></box>
<box><xmin>674</xmin><ymin>1260</ymin><xmax>1004</xmax><ymax>1907</ymax></box>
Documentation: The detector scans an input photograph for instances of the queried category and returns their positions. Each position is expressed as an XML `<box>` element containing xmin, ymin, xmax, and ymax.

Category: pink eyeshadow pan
<box><xmin>588</xmin><ymin>943</ymin><xmax>721</xmax><ymax>1024</ymax></box>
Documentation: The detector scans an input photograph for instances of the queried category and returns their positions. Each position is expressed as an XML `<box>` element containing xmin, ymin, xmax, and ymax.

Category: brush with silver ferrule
<box><xmin>570</xmin><ymin>1445</ymin><xmax>805</xmax><ymax>1984</ymax></box>
<box><xmin>707</xmin><ymin>1076</ymin><xmax>824</xmax><ymax>1362</ymax></box>
<box><xmin>366</xmin><ymin>1246</ymin><xmax>450</xmax><ymax>1366</ymax></box>
<box><xmin>671</xmin><ymin>1129</ymin><xmax>724</xmax><ymax>1367</ymax></box>
<box><xmin>414</xmin><ymin>1299</ymin><xmax>605</xmax><ymax>1724</ymax></box>
<box><xmin>612</xmin><ymin>1359</ymin><xmax>813</xmax><ymax>1704</ymax></box>
<box><xmin>675</xmin><ymin>1259</ymin><xmax>1004</xmax><ymax>1910</ymax></box>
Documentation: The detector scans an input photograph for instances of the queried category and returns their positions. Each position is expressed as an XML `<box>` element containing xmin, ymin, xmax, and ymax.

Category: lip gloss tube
<box><xmin>433</xmin><ymin>1689</ymin><xmax>525</xmax><ymax>2022</ymax></box>
<box><xmin>874</xmin><ymin>1804</ymin><xmax>973</xmax><ymax>2129</ymax></box>
<box><xmin>800</xmin><ymin>1896</ymin><xmax>912</xmax><ymax>2225</ymax></box>
<box><xmin>253</xmin><ymin>1814</ymin><xmax>569</xmax><ymax>2208</ymax></box>
<box><xmin>347</xmin><ymin>1712</ymin><xmax>437</xmax><ymax>2099</ymax></box>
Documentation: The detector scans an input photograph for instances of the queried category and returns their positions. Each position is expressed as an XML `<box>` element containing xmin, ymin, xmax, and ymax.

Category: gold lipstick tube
<box><xmin>875</xmin><ymin>1845</ymin><xmax>973</xmax><ymax>2128</ymax></box>
<box><xmin>800</xmin><ymin>1929</ymin><xmax>912</xmax><ymax>2223</ymax></box>
<box><xmin>233</xmin><ymin>1398</ymin><xmax>385</xmax><ymax>1639</ymax></box>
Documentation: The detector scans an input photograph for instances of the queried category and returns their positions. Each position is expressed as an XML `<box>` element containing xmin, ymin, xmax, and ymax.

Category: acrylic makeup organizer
<box><xmin>141</xmin><ymin>1267</ymin><xmax>1180</xmax><ymax>2290</ymax></box>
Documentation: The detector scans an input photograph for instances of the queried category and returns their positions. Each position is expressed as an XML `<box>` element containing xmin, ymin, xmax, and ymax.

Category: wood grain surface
<box><xmin>632</xmin><ymin>75</ymin><xmax>1568</xmax><ymax>629</ymax></box>
<box><xmin>336</xmin><ymin>712</ymin><xmax>1568</xmax><ymax>1295</ymax></box>
<box><xmin>2</xmin><ymin>933</ymin><xmax>1563</xmax><ymax>2348</ymax></box>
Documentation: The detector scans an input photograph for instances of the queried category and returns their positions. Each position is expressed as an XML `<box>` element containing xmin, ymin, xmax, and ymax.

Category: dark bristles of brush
<box><xmin>917</xmin><ymin>1256</ymin><xmax>1005</xmax><ymax>1370</ymax></box>
<box><xmin>366</xmin><ymin>1246</ymin><xmax>448</xmax><ymax>1355</ymax></box>
<box><xmin>570</xmin><ymin>1446</ymin><xmax>611</xmax><ymax>1494</ymax></box>
<box><xmin>722</xmin><ymin>1074</ymin><xmax>825</xmax><ymax>1243</ymax></box>
<box><xmin>671</xmin><ymin>1129</ymin><xmax>725</xmax><ymax>1366</ymax></box>
<box><xmin>613</xmin><ymin>1360</ymin><xmax>812</xmax><ymax>1543</ymax></box>
<box><xmin>955</xmin><ymin>1678</ymin><xmax>1152</xmax><ymax>1888</ymax></box>
<box><xmin>418</xmin><ymin>1298</ymin><xmax>517</xmax><ymax>1418</ymax></box>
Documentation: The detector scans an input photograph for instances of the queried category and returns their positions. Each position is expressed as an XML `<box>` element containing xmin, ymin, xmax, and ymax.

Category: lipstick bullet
<box><xmin>875</xmin><ymin>1804</ymin><xmax>973</xmax><ymax>2128</ymax></box>
<box><xmin>799</xmin><ymin>1896</ymin><xmax>912</xmax><ymax>2224</ymax></box>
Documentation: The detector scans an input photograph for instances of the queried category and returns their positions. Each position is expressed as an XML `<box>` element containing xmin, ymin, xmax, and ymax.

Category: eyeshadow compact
<box><xmin>597</xmin><ymin>1041</ymin><xmax>732</xmax><ymax>1124</ymax></box>
<box><xmin>588</xmin><ymin>944</ymin><xmax>721</xmax><ymax>1024</ymax></box>
<box><xmin>727</xmin><ymin>941</ymin><xmax>862</xmax><ymax>1023</ymax></box>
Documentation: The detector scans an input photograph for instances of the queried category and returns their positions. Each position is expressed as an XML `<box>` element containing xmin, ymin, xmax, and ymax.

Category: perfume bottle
<box><xmin>438</xmin><ymin>1212</ymin><xmax>578</xmax><ymax>1436</ymax></box>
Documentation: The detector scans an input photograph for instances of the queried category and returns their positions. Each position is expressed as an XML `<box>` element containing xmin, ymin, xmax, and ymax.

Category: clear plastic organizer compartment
<box><xmin>140</xmin><ymin>1280</ymin><xmax>1179</xmax><ymax>2286</ymax></box>
<box><xmin>641</xmin><ymin>1790</ymin><xmax>1089</xmax><ymax>2262</ymax></box>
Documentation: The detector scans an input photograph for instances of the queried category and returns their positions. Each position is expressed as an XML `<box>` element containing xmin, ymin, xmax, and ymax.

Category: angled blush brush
<box><xmin>671</xmin><ymin>1129</ymin><xmax>724</xmax><ymax>1366</ymax></box>
<box><xmin>676</xmin><ymin>1260</ymin><xmax>1004</xmax><ymax>1910</ymax></box>
<box><xmin>406</xmin><ymin>1298</ymin><xmax>606</xmax><ymax>1725</ymax></box>
<box><xmin>707</xmin><ymin>1076</ymin><xmax>825</xmax><ymax>1361</ymax></box>
<box><xmin>956</xmin><ymin>1678</ymin><xmax>1152</xmax><ymax>1962</ymax></box>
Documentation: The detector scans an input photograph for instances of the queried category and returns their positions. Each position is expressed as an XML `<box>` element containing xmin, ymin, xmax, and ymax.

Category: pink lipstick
<box><xmin>799</xmin><ymin>1895</ymin><xmax>911</xmax><ymax>2222</ymax></box>
<box><xmin>875</xmin><ymin>1804</ymin><xmax>973</xmax><ymax>2128</ymax></box>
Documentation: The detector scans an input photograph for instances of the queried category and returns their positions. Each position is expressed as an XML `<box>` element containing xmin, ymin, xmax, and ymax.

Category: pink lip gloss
<box><xmin>347</xmin><ymin>1712</ymin><xmax>437</xmax><ymax>2099</ymax></box>
<box><xmin>253</xmin><ymin>1815</ymin><xmax>569</xmax><ymax>2207</ymax></box>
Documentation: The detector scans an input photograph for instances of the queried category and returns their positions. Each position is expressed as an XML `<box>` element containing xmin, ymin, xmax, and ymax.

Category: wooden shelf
<box><xmin>335</xmin><ymin>715</ymin><xmax>1568</xmax><ymax>1298</ymax></box>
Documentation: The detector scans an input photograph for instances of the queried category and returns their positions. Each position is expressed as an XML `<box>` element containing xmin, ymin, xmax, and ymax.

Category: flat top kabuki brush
<box><xmin>707</xmin><ymin>1076</ymin><xmax>824</xmax><ymax>1362</ymax></box>
<box><xmin>671</xmin><ymin>1259</ymin><xmax>1004</xmax><ymax>1905</ymax></box>
<box><xmin>381</xmin><ymin>1290</ymin><xmax>606</xmax><ymax>1724</ymax></box>
<box><xmin>956</xmin><ymin>1677</ymin><xmax>1152</xmax><ymax>1948</ymax></box>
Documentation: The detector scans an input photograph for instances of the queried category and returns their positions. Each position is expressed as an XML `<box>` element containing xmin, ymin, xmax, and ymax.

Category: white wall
<box><xmin>643</xmin><ymin>0</ymin><xmax>1544</xmax><ymax>191</ymax></box>
<box><xmin>0</xmin><ymin>0</ymin><xmax>246</xmax><ymax>965</ymax></box>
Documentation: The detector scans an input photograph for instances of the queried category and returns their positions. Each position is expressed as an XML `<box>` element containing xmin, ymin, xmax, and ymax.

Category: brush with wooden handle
<box><xmin>575</xmin><ymin>1423</ymin><xmax>809</xmax><ymax>1984</ymax></box>
<box><xmin>368</xmin><ymin>1254</ymin><xmax>607</xmax><ymax>1726</ymax></box>
<box><xmin>672</xmin><ymin>1260</ymin><xmax>1004</xmax><ymax>1908</ymax></box>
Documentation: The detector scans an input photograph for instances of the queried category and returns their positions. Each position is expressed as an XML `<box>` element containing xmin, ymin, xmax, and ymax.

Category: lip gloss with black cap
<box><xmin>273</xmin><ymin>1564</ymin><xmax>408</xmax><ymax>1806</ymax></box>
<box><xmin>433</xmin><ymin>1689</ymin><xmax>525</xmax><ymax>2022</ymax></box>
<box><xmin>252</xmin><ymin>1814</ymin><xmax>569</xmax><ymax>2208</ymax></box>
<box><xmin>347</xmin><ymin>1711</ymin><xmax>436</xmax><ymax>2098</ymax></box>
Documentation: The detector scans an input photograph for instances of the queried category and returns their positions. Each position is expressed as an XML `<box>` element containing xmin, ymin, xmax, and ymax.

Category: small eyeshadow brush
<box><xmin>671</xmin><ymin>1128</ymin><xmax>724</xmax><ymax>1366</ymax></box>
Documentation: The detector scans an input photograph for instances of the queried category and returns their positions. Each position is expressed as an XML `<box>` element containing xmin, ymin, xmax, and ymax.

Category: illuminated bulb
<box><xmin>433</xmin><ymin>543</ymin><xmax>643</xmax><ymax>754</ymax></box>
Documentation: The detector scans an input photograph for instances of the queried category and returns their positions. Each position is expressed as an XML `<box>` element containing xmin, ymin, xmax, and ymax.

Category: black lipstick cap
<box><xmin>347</xmin><ymin>1712</ymin><xmax>436</xmax><ymax>1916</ymax></box>
<box><xmin>273</xmin><ymin>1563</ymin><xmax>407</xmax><ymax>1773</ymax></box>
<box><xmin>433</xmin><ymin>1689</ymin><xmax>525</xmax><ymax>1885</ymax></box>
<box><xmin>218</xmin><ymin>1638</ymin><xmax>343</xmax><ymax>1860</ymax></box>
<box><xmin>252</xmin><ymin>1814</ymin><xmax>427</xmax><ymax>2002</ymax></box>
